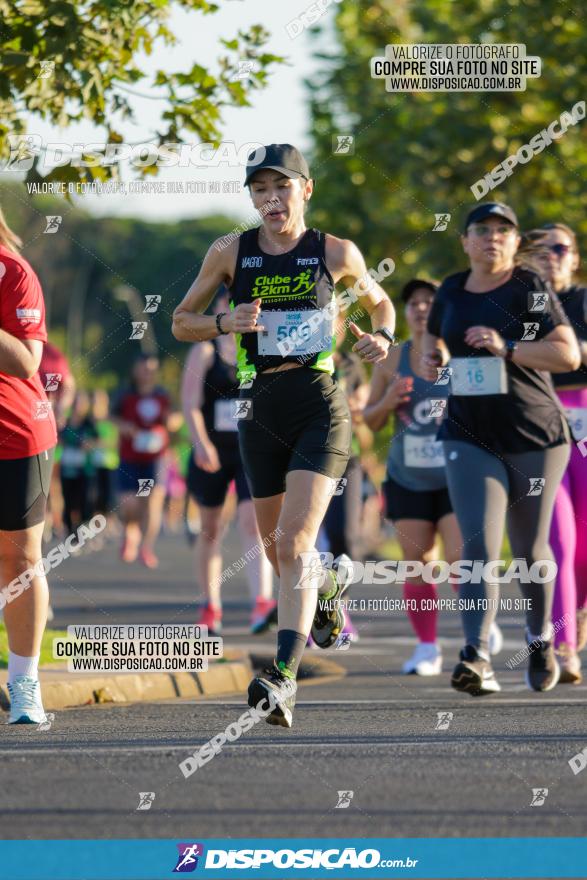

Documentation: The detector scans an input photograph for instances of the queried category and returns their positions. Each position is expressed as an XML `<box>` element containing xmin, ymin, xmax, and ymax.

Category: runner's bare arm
<box><xmin>465</xmin><ymin>324</ymin><xmax>580</xmax><ymax>372</ymax></box>
<box><xmin>363</xmin><ymin>344</ymin><xmax>402</xmax><ymax>431</ymax></box>
<box><xmin>0</xmin><ymin>333</ymin><xmax>42</xmax><ymax>379</ymax></box>
<box><xmin>180</xmin><ymin>342</ymin><xmax>215</xmax><ymax>447</ymax></box>
<box><xmin>172</xmin><ymin>239</ymin><xmax>238</xmax><ymax>342</ymax></box>
<box><xmin>325</xmin><ymin>236</ymin><xmax>396</xmax><ymax>363</ymax></box>
<box><xmin>421</xmin><ymin>330</ymin><xmax>449</xmax><ymax>381</ymax></box>
<box><xmin>54</xmin><ymin>372</ymin><xmax>76</xmax><ymax>430</ymax></box>
<box><xmin>325</xmin><ymin>235</ymin><xmax>396</xmax><ymax>332</ymax></box>
<box><xmin>172</xmin><ymin>237</ymin><xmax>265</xmax><ymax>340</ymax></box>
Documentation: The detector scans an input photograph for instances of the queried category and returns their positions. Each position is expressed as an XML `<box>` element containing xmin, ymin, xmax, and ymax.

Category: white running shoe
<box><xmin>7</xmin><ymin>676</ymin><xmax>47</xmax><ymax>724</ymax></box>
<box><xmin>402</xmin><ymin>642</ymin><xmax>442</xmax><ymax>676</ymax></box>
<box><xmin>488</xmin><ymin>622</ymin><xmax>503</xmax><ymax>656</ymax></box>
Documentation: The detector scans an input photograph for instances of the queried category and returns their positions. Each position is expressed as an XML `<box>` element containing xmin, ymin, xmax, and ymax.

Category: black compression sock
<box><xmin>276</xmin><ymin>629</ymin><xmax>307</xmax><ymax>680</ymax></box>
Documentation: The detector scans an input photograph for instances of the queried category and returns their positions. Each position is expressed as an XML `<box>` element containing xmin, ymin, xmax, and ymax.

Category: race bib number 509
<box><xmin>257</xmin><ymin>309</ymin><xmax>332</xmax><ymax>356</ymax></box>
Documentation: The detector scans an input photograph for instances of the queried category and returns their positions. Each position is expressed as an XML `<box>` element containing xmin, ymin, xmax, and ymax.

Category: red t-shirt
<box><xmin>113</xmin><ymin>386</ymin><xmax>170</xmax><ymax>464</ymax></box>
<box><xmin>0</xmin><ymin>245</ymin><xmax>57</xmax><ymax>459</ymax></box>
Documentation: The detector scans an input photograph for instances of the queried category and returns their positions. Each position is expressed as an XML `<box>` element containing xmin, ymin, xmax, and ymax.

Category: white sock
<box><xmin>318</xmin><ymin>567</ymin><xmax>337</xmax><ymax>597</ymax></box>
<box><xmin>8</xmin><ymin>652</ymin><xmax>40</xmax><ymax>682</ymax></box>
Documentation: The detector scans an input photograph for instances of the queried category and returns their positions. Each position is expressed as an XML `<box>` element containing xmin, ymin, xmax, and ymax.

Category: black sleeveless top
<box><xmin>428</xmin><ymin>267</ymin><xmax>570</xmax><ymax>453</ymax></box>
<box><xmin>201</xmin><ymin>340</ymin><xmax>239</xmax><ymax>450</ymax></box>
<box><xmin>551</xmin><ymin>285</ymin><xmax>587</xmax><ymax>388</ymax></box>
<box><xmin>228</xmin><ymin>227</ymin><xmax>336</xmax><ymax>382</ymax></box>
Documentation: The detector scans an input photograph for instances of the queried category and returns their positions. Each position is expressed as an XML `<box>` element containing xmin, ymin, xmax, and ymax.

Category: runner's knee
<box><xmin>199</xmin><ymin>518</ymin><xmax>224</xmax><ymax>545</ymax></box>
<box><xmin>275</xmin><ymin>529</ymin><xmax>314</xmax><ymax>568</ymax></box>
<box><xmin>264</xmin><ymin>542</ymin><xmax>279</xmax><ymax>573</ymax></box>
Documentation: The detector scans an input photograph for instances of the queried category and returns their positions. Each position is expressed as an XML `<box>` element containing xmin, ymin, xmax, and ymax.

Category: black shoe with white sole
<box><xmin>451</xmin><ymin>644</ymin><xmax>501</xmax><ymax>696</ymax></box>
<box><xmin>247</xmin><ymin>664</ymin><xmax>297</xmax><ymax>728</ymax></box>
<box><xmin>526</xmin><ymin>638</ymin><xmax>560</xmax><ymax>692</ymax></box>
<box><xmin>311</xmin><ymin>554</ymin><xmax>354</xmax><ymax>649</ymax></box>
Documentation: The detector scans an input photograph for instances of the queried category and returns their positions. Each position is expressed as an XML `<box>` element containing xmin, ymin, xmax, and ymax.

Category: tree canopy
<box><xmin>308</xmin><ymin>0</ymin><xmax>586</xmax><ymax>296</ymax></box>
<box><xmin>0</xmin><ymin>0</ymin><xmax>284</xmax><ymax>184</ymax></box>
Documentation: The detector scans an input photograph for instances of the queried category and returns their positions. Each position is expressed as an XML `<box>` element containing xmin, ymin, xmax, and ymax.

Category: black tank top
<box><xmin>228</xmin><ymin>227</ymin><xmax>336</xmax><ymax>382</ymax></box>
<box><xmin>201</xmin><ymin>340</ymin><xmax>239</xmax><ymax>449</ymax></box>
<box><xmin>552</xmin><ymin>285</ymin><xmax>587</xmax><ymax>388</ymax></box>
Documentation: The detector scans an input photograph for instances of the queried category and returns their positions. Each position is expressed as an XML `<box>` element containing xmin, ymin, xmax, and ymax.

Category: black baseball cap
<box><xmin>244</xmin><ymin>143</ymin><xmax>311</xmax><ymax>187</ymax></box>
<box><xmin>401</xmin><ymin>278</ymin><xmax>437</xmax><ymax>304</ymax></box>
<box><xmin>464</xmin><ymin>202</ymin><xmax>518</xmax><ymax>231</ymax></box>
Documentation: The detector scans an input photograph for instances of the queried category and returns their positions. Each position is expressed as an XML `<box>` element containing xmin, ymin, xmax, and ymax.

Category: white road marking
<box><xmin>169</xmin><ymin>696</ymin><xmax>587</xmax><ymax>706</ymax></box>
<box><xmin>0</xmin><ymin>731</ymin><xmax>579</xmax><ymax>758</ymax></box>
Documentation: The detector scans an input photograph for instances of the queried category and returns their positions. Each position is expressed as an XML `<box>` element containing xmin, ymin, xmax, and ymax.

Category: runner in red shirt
<box><xmin>0</xmin><ymin>205</ymin><xmax>57</xmax><ymax>724</ymax></box>
<box><xmin>112</xmin><ymin>353</ymin><xmax>171</xmax><ymax>568</ymax></box>
<box><xmin>38</xmin><ymin>341</ymin><xmax>76</xmax><ymax>542</ymax></box>
<box><xmin>39</xmin><ymin>341</ymin><xmax>76</xmax><ymax>431</ymax></box>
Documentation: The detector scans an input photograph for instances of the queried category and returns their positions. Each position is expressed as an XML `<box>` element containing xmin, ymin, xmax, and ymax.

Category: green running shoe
<box><xmin>311</xmin><ymin>554</ymin><xmax>354</xmax><ymax>649</ymax></box>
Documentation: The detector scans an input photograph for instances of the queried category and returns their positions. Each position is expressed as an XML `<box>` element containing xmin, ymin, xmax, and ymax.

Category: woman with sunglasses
<box><xmin>365</xmin><ymin>279</ymin><xmax>464</xmax><ymax>675</ymax></box>
<box><xmin>423</xmin><ymin>202</ymin><xmax>580</xmax><ymax>696</ymax></box>
<box><xmin>521</xmin><ymin>224</ymin><xmax>587</xmax><ymax>683</ymax></box>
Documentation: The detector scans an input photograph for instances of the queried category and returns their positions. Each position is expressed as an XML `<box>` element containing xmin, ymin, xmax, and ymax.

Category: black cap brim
<box><xmin>244</xmin><ymin>165</ymin><xmax>306</xmax><ymax>187</ymax></box>
<box><xmin>464</xmin><ymin>203</ymin><xmax>518</xmax><ymax>231</ymax></box>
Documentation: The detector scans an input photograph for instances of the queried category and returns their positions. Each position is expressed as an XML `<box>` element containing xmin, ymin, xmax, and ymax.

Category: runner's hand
<box><xmin>465</xmin><ymin>326</ymin><xmax>506</xmax><ymax>356</ymax></box>
<box><xmin>222</xmin><ymin>299</ymin><xmax>265</xmax><ymax>334</ymax></box>
<box><xmin>194</xmin><ymin>441</ymin><xmax>221</xmax><ymax>473</ymax></box>
<box><xmin>421</xmin><ymin>350</ymin><xmax>443</xmax><ymax>382</ymax></box>
<box><xmin>349</xmin><ymin>322</ymin><xmax>389</xmax><ymax>363</ymax></box>
<box><xmin>382</xmin><ymin>375</ymin><xmax>413</xmax><ymax>410</ymax></box>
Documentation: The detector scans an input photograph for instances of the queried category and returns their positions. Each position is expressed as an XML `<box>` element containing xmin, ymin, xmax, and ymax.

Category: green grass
<box><xmin>0</xmin><ymin>622</ymin><xmax>68</xmax><ymax>669</ymax></box>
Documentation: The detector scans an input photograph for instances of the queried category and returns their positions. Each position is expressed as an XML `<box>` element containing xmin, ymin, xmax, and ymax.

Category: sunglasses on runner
<box><xmin>469</xmin><ymin>224</ymin><xmax>516</xmax><ymax>237</ymax></box>
<box><xmin>547</xmin><ymin>243</ymin><xmax>572</xmax><ymax>257</ymax></box>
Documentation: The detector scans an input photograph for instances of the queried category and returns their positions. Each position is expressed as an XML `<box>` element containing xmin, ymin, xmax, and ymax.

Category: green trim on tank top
<box><xmin>307</xmin><ymin>297</ymin><xmax>336</xmax><ymax>374</ymax></box>
<box><xmin>230</xmin><ymin>301</ymin><xmax>256</xmax><ymax>384</ymax></box>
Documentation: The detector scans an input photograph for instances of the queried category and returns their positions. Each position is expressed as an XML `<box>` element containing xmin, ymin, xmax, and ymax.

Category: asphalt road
<box><xmin>2</xmin><ymin>529</ymin><xmax>587</xmax><ymax>844</ymax></box>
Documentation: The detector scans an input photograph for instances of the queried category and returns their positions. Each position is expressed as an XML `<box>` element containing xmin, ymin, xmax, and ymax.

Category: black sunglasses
<box><xmin>548</xmin><ymin>243</ymin><xmax>572</xmax><ymax>257</ymax></box>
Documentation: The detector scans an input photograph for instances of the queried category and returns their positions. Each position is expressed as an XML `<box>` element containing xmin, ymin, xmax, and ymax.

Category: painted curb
<box><xmin>0</xmin><ymin>651</ymin><xmax>346</xmax><ymax>713</ymax></box>
<box><xmin>0</xmin><ymin>658</ymin><xmax>253</xmax><ymax>712</ymax></box>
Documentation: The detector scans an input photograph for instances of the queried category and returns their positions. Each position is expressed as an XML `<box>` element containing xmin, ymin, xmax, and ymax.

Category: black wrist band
<box><xmin>373</xmin><ymin>327</ymin><xmax>397</xmax><ymax>346</ymax></box>
<box><xmin>216</xmin><ymin>313</ymin><xmax>228</xmax><ymax>335</ymax></box>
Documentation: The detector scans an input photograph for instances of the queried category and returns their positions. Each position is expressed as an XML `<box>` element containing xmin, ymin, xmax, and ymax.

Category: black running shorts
<box><xmin>0</xmin><ymin>447</ymin><xmax>55</xmax><ymax>531</ymax></box>
<box><xmin>187</xmin><ymin>446</ymin><xmax>251</xmax><ymax>508</ymax></box>
<box><xmin>383</xmin><ymin>474</ymin><xmax>452</xmax><ymax>524</ymax></box>
<box><xmin>238</xmin><ymin>367</ymin><xmax>351</xmax><ymax>498</ymax></box>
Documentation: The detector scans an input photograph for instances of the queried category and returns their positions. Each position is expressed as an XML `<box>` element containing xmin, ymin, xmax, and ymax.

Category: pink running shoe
<box><xmin>250</xmin><ymin>598</ymin><xmax>278</xmax><ymax>634</ymax></box>
<box><xmin>139</xmin><ymin>546</ymin><xmax>159</xmax><ymax>569</ymax></box>
<box><xmin>198</xmin><ymin>603</ymin><xmax>222</xmax><ymax>636</ymax></box>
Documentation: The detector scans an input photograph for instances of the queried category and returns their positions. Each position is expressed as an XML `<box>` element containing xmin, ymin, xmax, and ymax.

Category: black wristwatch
<box><xmin>216</xmin><ymin>312</ymin><xmax>228</xmax><ymax>335</ymax></box>
<box><xmin>373</xmin><ymin>327</ymin><xmax>397</xmax><ymax>346</ymax></box>
<box><xmin>504</xmin><ymin>339</ymin><xmax>518</xmax><ymax>361</ymax></box>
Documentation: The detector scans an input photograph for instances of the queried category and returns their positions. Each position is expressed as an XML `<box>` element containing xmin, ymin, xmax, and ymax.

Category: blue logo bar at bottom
<box><xmin>1</xmin><ymin>838</ymin><xmax>586</xmax><ymax>880</ymax></box>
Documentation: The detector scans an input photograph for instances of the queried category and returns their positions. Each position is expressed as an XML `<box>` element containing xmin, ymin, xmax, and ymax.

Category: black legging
<box><xmin>61</xmin><ymin>475</ymin><xmax>92</xmax><ymax>533</ymax></box>
<box><xmin>444</xmin><ymin>440</ymin><xmax>570</xmax><ymax>653</ymax></box>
